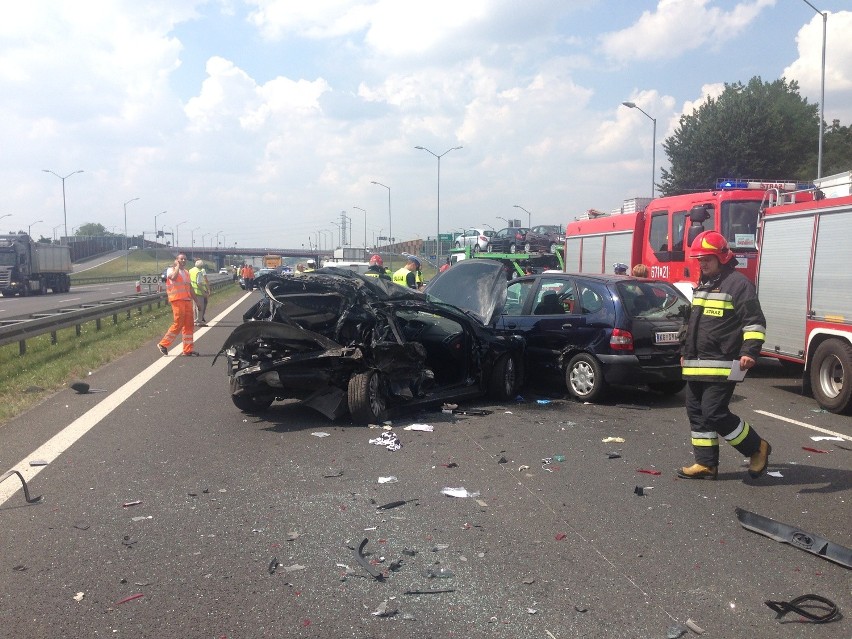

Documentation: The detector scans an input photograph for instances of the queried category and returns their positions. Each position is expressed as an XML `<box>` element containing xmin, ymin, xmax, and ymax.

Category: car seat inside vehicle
<box><xmin>534</xmin><ymin>291</ymin><xmax>565</xmax><ymax>315</ymax></box>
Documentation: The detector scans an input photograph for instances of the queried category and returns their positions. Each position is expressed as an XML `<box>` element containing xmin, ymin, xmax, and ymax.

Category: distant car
<box><xmin>219</xmin><ymin>268</ymin><xmax>228</xmax><ymax>274</ymax></box>
<box><xmin>485</xmin><ymin>227</ymin><xmax>550</xmax><ymax>254</ymax></box>
<box><xmin>128</xmin><ymin>245</ymin><xmax>139</xmax><ymax>250</ymax></box>
<box><xmin>498</xmin><ymin>273</ymin><xmax>689</xmax><ymax>402</ymax></box>
<box><xmin>219</xmin><ymin>261</ymin><xmax>525</xmax><ymax>423</ymax></box>
<box><xmin>454</xmin><ymin>228</ymin><xmax>495</xmax><ymax>253</ymax></box>
<box><xmin>530</xmin><ymin>225</ymin><xmax>565</xmax><ymax>254</ymax></box>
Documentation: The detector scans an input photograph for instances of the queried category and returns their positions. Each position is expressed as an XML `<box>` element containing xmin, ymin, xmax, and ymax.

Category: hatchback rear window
<box><xmin>616</xmin><ymin>281</ymin><xmax>689</xmax><ymax>319</ymax></box>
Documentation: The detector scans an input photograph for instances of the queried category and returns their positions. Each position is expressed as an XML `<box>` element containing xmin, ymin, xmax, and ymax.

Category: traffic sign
<box><xmin>140</xmin><ymin>274</ymin><xmax>161</xmax><ymax>285</ymax></box>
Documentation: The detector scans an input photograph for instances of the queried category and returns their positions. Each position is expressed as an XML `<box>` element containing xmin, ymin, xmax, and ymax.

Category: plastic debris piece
<box><xmin>637</xmin><ymin>469</ymin><xmax>662</xmax><ymax>476</ymax></box>
<box><xmin>574</xmin><ymin>605</ymin><xmax>588</xmax><ymax>612</ymax></box>
<box><xmin>115</xmin><ymin>593</ymin><xmax>144</xmax><ymax>605</ymax></box>
<box><xmin>666</xmin><ymin>624</ymin><xmax>688</xmax><ymax>638</ymax></box>
<box><xmin>311</xmin><ymin>431</ymin><xmax>330</xmax><ymax>437</ymax></box>
<box><xmin>802</xmin><ymin>446</ymin><xmax>830</xmax><ymax>453</ymax></box>
<box><xmin>376</xmin><ymin>500</ymin><xmax>409</xmax><ymax>510</ymax></box>
<box><xmin>475</xmin><ymin>499</ymin><xmax>488</xmax><ymax>507</ymax></box>
<box><xmin>372</xmin><ymin>600</ymin><xmax>398</xmax><ymax>617</ymax></box>
<box><xmin>453</xmin><ymin>409</ymin><xmax>492</xmax><ymax>416</ymax></box>
<box><xmin>282</xmin><ymin>564</ymin><xmax>306</xmax><ymax>573</ymax></box>
<box><xmin>441</xmin><ymin>487</ymin><xmax>479</xmax><ymax>498</ymax></box>
<box><xmin>268</xmin><ymin>557</ymin><xmax>280</xmax><ymax>574</ymax></box>
<box><xmin>122</xmin><ymin>500</ymin><xmax>142</xmax><ymax>508</ymax></box>
<box><xmin>555</xmin><ymin>533</ymin><xmax>567</xmax><ymax>541</ymax></box>
<box><xmin>323</xmin><ymin>468</ymin><xmax>343</xmax><ymax>477</ymax></box>
<box><xmin>527</xmin><ymin>608</ymin><xmax>538</xmax><ymax>614</ymax></box>
<box><xmin>518</xmin><ymin>465</ymin><xmax>530</xmax><ymax>471</ymax></box>
<box><xmin>765</xmin><ymin>594</ymin><xmax>840</xmax><ymax>624</ymax></box>
<box><xmin>131</xmin><ymin>516</ymin><xmax>152</xmax><ymax>522</ymax></box>
<box><xmin>422</xmin><ymin>565</ymin><xmax>454</xmax><ymax>579</ymax></box>
<box><xmin>402</xmin><ymin>548</ymin><xmax>417</xmax><ymax>557</ymax></box>
<box><xmin>685</xmin><ymin>619</ymin><xmax>705</xmax><ymax>634</ymax></box>
<box><xmin>286</xmin><ymin>531</ymin><xmax>300</xmax><ymax>541</ymax></box>
<box><xmin>404</xmin><ymin>423</ymin><xmax>433</xmax><ymax>431</ymax></box>
<box><xmin>523</xmin><ymin>578</ymin><xmax>535</xmax><ymax>585</ymax></box>
<box><xmin>497</xmin><ymin>456</ymin><xmax>508</xmax><ymax>464</ymax></box>
<box><xmin>404</xmin><ymin>588</ymin><xmax>455</xmax><ymax>595</ymax></box>
<box><xmin>607</xmin><ymin>452</ymin><xmax>621</xmax><ymax>459</ymax></box>
<box><xmin>355</xmin><ymin>538</ymin><xmax>384</xmax><ymax>580</ymax></box>
<box><xmin>601</xmin><ymin>436</ymin><xmax>625</xmax><ymax>443</ymax></box>
<box><xmin>378</xmin><ymin>476</ymin><xmax>398</xmax><ymax>484</ymax></box>
<box><xmin>440</xmin><ymin>462</ymin><xmax>458</xmax><ymax>468</ymax></box>
<box><xmin>369</xmin><ymin>431</ymin><xmax>402</xmax><ymax>451</ymax></box>
<box><xmin>73</xmin><ymin>522</ymin><xmax>90</xmax><ymax>530</ymax></box>
<box><xmin>811</xmin><ymin>436</ymin><xmax>843</xmax><ymax>442</ymax></box>
<box><xmin>767</xmin><ymin>471</ymin><xmax>784</xmax><ymax>478</ymax></box>
<box><xmin>553</xmin><ymin>455</ymin><xmax>566</xmax><ymax>462</ymax></box>
<box><xmin>536</xmin><ymin>399</ymin><xmax>552</xmax><ymax>405</ymax></box>
<box><xmin>634</xmin><ymin>486</ymin><xmax>650</xmax><ymax>496</ymax></box>
<box><xmin>73</xmin><ymin>592</ymin><xmax>85</xmax><ymax>602</ymax></box>
<box><xmin>28</xmin><ymin>459</ymin><xmax>48</xmax><ymax>466</ymax></box>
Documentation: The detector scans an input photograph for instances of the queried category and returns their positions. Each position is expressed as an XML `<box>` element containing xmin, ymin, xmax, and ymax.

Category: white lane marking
<box><xmin>754</xmin><ymin>409</ymin><xmax>851</xmax><ymax>441</ymax></box>
<box><xmin>1</xmin><ymin>292</ymin><xmax>252</xmax><ymax>507</ymax></box>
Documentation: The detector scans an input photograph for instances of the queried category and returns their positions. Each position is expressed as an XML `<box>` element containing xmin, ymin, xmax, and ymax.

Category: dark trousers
<box><xmin>685</xmin><ymin>380</ymin><xmax>762</xmax><ymax>466</ymax></box>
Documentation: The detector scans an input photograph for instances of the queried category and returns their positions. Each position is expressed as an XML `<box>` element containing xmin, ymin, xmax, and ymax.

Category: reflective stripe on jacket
<box><xmin>188</xmin><ymin>267</ymin><xmax>210</xmax><ymax>296</ymax></box>
<box><xmin>166</xmin><ymin>268</ymin><xmax>193</xmax><ymax>302</ymax></box>
<box><xmin>392</xmin><ymin>266</ymin><xmax>410</xmax><ymax>287</ymax></box>
<box><xmin>682</xmin><ymin>267</ymin><xmax>766</xmax><ymax>381</ymax></box>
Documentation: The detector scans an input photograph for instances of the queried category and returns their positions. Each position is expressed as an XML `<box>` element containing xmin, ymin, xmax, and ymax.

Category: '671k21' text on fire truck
<box><xmin>757</xmin><ymin>171</ymin><xmax>852</xmax><ymax>415</ymax></box>
<box><xmin>563</xmin><ymin>179</ymin><xmax>815</xmax><ymax>298</ymax></box>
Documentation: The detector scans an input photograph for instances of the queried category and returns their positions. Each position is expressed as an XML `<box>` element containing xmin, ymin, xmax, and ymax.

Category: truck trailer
<box><xmin>0</xmin><ymin>234</ymin><xmax>72</xmax><ymax>296</ymax></box>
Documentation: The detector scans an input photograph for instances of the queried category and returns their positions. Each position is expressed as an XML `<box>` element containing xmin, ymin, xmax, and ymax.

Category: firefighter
<box><xmin>678</xmin><ymin>231</ymin><xmax>771</xmax><ymax>480</ymax></box>
<box><xmin>392</xmin><ymin>255</ymin><xmax>420</xmax><ymax>289</ymax></box>
<box><xmin>365</xmin><ymin>254</ymin><xmax>391</xmax><ymax>280</ymax></box>
<box><xmin>158</xmin><ymin>253</ymin><xmax>198</xmax><ymax>356</ymax></box>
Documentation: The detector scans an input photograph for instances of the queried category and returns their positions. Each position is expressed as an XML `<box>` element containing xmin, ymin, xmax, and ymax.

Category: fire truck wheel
<box><xmin>565</xmin><ymin>353</ymin><xmax>607</xmax><ymax>402</ymax></box>
<box><xmin>809</xmin><ymin>339</ymin><xmax>852</xmax><ymax>415</ymax></box>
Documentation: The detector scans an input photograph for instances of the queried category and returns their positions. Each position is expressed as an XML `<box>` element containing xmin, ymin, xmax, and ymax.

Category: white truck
<box><xmin>757</xmin><ymin>171</ymin><xmax>852</xmax><ymax>414</ymax></box>
<box><xmin>0</xmin><ymin>234</ymin><xmax>72</xmax><ymax>296</ymax></box>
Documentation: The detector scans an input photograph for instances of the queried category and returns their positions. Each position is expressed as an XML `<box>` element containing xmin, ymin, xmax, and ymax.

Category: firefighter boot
<box><xmin>748</xmin><ymin>440</ymin><xmax>772</xmax><ymax>479</ymax></box>
<box><xmin>677</xmin><ymin>463</ymin><xmax>718</xmax><ymax>480</ymax></box>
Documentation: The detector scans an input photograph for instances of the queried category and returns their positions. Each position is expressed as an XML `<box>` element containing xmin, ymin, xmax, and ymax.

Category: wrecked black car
<box><xmin>218</xmin><ymin>260</ymin><xmax>525</xmax><ymax>424</ymax></box>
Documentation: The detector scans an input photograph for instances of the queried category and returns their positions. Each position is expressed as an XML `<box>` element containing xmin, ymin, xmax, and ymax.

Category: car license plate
<box><xmin>655</xmin><ymin>331</ymin><xmax>680</xmax><ymax>344</ymax></box>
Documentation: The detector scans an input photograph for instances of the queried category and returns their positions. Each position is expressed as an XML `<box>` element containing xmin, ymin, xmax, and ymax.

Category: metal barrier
<box><xmin>0</xmin><ymin>275</ymin><xmax>234</xmax><ymax>355</ymax></box>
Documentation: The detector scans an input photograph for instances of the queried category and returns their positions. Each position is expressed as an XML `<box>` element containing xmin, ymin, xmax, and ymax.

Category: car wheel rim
<box><xmin>570</xmin><ymin>361</ymin><xmax>595</xmax><ymax>396</ymax></box>
<box><xmin>503</xmin><ymin>357</ymin><xmax>516</xmax><ymax>395</ymax></box>
<box><xmin>818</xmin><ymin>354</ymin><xmax>843</xmax><ymax>399</ymax></box>
<box><xmin>369</xmin><ymin>373</ymin><xmax>385</xmax><ymax>416</ymax></box>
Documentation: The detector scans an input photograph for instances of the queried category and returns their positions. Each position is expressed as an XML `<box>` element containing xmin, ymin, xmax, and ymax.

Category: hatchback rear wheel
<box><xmin>488</xmin><ymin>354</ymin><xmax>518</xmax><ymax>400</ymax></box>
<box><xmin>565</xmin><ymin>353</ymin><xmax>606</xmax><ymax>402</ymax></box>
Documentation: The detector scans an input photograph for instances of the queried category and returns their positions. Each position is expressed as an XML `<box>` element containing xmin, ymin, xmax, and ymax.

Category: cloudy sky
<box><xmin>1</xmin><ymin>0</ymin><xmax>850</xmax><ymax>253</ymax></box>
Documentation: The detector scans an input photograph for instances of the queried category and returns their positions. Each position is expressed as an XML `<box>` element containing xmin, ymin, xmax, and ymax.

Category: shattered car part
<box><xmin>355</xmin><ymin>538</ymin><xmax>384</xmax><ymax>580</ymax></box>
<box><xmin>0</xmin><ymin>469</ymin><xmax>42</xmax><ymax>503</ymax></box>
<box><xmin>218</xmin><ymin>263</ymin><xmax>525</xmax><ymax>424</ymax></box>
<box><xmin>735</xmin><ymin>508</ymin><xmax>852</xmax><ymax>569</ymax></box>
<box><xmin>765</xmin><ymin>594</ymin><xmax>840</xmax><ymax>624</ymax></box>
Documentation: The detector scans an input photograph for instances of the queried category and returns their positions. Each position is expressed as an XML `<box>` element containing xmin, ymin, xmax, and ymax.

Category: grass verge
<box><xmin>0</xmin><ymin>284</ymin><xmax>244</xmax><ymax>426</ymax></box>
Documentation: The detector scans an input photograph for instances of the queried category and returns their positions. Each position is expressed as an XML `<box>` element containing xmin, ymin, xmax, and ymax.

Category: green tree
<box><xmin>659</xmin><ymin>77</ymin><xmax>820</xmax><ymax>195</ymax></box>
<box><xmin>76</xmin><ymin>222</ymin><xmax>107</xmax><ymax>236</ymax></box>
<box><xmin>822</xmin><ymin>119</ymin><xmax>852</xmax><ymax>177</ymax></box>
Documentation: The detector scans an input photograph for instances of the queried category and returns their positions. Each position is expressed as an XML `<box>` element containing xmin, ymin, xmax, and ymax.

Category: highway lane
<box><xmin>0</xmin><ymin>290</ymin><xmax>849</xmax><ymax>638</ymax></box>
<box><xmin>0</xmin><ymin>280</ymin><xmax>151</xmax><ymax>320</ymax></box>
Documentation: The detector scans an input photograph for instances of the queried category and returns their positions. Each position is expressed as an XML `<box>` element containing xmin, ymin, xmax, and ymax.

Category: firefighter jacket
<box><xmin>165</xmin><ymin>268</ymin><xmax>193</xmax><ymax>303</ymax></box>
<box><xmin>682</xmin><ymin>266</ymin><xmax>766</xmax><ymax>381</ymax></box>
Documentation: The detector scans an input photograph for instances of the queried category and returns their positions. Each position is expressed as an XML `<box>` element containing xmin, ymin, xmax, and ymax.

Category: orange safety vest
<box><xmin>166</xmin><ymin>268</ymin><xmax>193</xmax><ymax>302</ymax></box>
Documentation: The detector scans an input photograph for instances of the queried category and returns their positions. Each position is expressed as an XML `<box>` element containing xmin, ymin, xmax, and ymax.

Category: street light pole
<box><xmin>371</xmin><ymin>181</ymin><xmax>392</xmax><ymax>266</ymax></box>
<box><xmin>801</xmin><ymin>0</ymin><xmax>827</xmax><ymax>178</ymax></box>
<box><xmin>415</xmin><ymin>145</ymin><xmax>462</xmax><ymax>258</ymax></box>
<box><xmin>513</xmin><ymin>205</ymin><xmax>532</xmax><ymax>227</ymax></box>
<box><xmin>622</xmin><ymin>102</ymin><xmax>656</xmax><ymax>197</ymax></box>
<box><xmin>42</xmin><ymin>169</ymin><xmax>84</xmax><ymax>244</ymax></box>
<box><xmin>28</xmin><ymin>220</ymin><xmax>43</xmax><ymax>237</ymax></box>
<box><xmin>353</xmin><ymin>206</ymin><xmax>367</xmax><ymax>251</ymax></box>
<box><xmin>175</xmin><ymin>220</ymin><xmax>187</xmax><ymax>249</ymax></box>
<box><xmin>191</xmin><ymin>226</ymin><xmax>200</xmax><ymax>249</ymax></box>
<box><xmin>124</xmin><ymin>197</ymin><xmax>140</xmax><ymax>273</ymax></box>
<box><xmin>52</xmin><ymin>224</ymin><xmax>62</xmax><ymax>242</ymax></box>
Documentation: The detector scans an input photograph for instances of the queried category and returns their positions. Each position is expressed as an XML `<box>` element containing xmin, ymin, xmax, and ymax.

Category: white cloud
<box><xmin>599</xmin><ymin>0</ymin><xmax>776</xmax><ymax>63</ymax></box>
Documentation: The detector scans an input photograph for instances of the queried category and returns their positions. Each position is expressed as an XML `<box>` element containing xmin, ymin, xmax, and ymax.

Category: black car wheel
<box><xmin>488</xmin><ymin>354</ymin><xmax>518</xmax><ymax>400</ymax></box>
<box><xmin>509</xmin><ymin>243</ymin><xmax>517</xmax><ymax>254</ymax></box>
<box><xmin>524</xmin><ymin>242</ymin><xmax>532</xmax><ymax>252</ymax></box>
<box><xmin>348</xmin><ymin>370</ymin><xmax>387</xmax><ymax>423</ymax></box>
<box><xmin>565</xmin><ymin>353</ymin><xmax>607</xmax><ymax>402</ymax></box>
<box><xmin>648</xmin><ymin>380</ymin><xmax>686</xmax><ymax>395</ymax></box>
<box><xmin>229</xmin><ymin>375</ymin><xmax>274</xmax><ymax>412</ymax></box>
<box><xmin>549</xmin><ymin>243</ymin><xmax>558</xmax><ymax>254</ymax></box>
<box><xmin>810</xmin><ymin>338</ymin><xmax>852</xmax><ymax>414</ymax></box>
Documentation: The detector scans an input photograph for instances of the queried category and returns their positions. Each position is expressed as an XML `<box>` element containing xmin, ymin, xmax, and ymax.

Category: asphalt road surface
<box><xmin>1</xmin><ymin>291</ymin><xmax>849</xmax><ymax>638</ymax></box>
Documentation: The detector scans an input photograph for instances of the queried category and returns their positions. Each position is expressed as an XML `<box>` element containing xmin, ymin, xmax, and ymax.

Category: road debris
<box><xmin>811</xmin><ymin>436</ymin><xmax>843</xmax><ymax>441</ymax></box>
<box><xmin>268</xmin><ymin>557</ymin><xmax>280</xmax><ymax>574</ymax></box>
<box><xmin>634</xmin><ymin>486</ymin><xmax>653</xmax><ymax>496</ymax></box>
<box><xmin>311</xmin><ymin>431</ymin><xmax>330</xmax><ymax>438</ymax></box>
<box><xmin>323</xmin><ymin>468</ymin><xmax>343</xmax><ymax>477</ymax></box>
<box><xmin>70</xmin><ymin>381</ymin><xmax>107</xmax><ymax>394</ymax></box>
<box><xmin>666</xmin><ymin>624</ymin><xmax>687</xmax><ymax>638</ymax></box>
<box><xmin>28</xmin><ymin>459</ymin><xmax>48</xmax><ymax>467</ymax></box>
<box><xmin>376</xmin><ymin>500</ymin><xmax>411</xmax><ymax>510</ymax></box>
<box><xmin>602</xmin><ymin>436</ymin><xmax>625</xmax><ymax>443</ymax></box>
<box><xmin>802</xmin><ymin>446</ymin><xmax>830</xmax><ymax>453</ymax></box>
<box><xmin>767</xmin><ymin>471</ymin><xmax>783</xmax><ymax>478</ymax></box>
<box><xmin>607</xmin><ymin>452</ymin><xmax>622</xmax><ymax>459</ymax></box>
<box><xmin>637</xmin><ymin>469</ymin><xmax>662</xmax><ymax>476</ymax></box>
<box><xmin>355</xmin><ymin>538</ymin><xmax>384</xmax><ymax>580</ymax></box>
<box><xmin>122</xmin><ymin>500</ymin><xmax>142</xmax><ymax>508</ymax></box>
<box><xmin>684</xmin><ymin>618</ymin><xmax>705</xmax><ymax>634</ymax></box>
<box><xmin>73</xmin><ymin>592</ymin><xmax>85</xmax><ymax>602</ymax></box>
<box><xmin>372</xmin><ymin>600</ymin><xmax>398</xmax><ymax>617</ymax></box>
<box><xmin>440</xmin><ymin>487</ymin><xmax>479</xmax><ymax>498</ymax></box>
<box><xmin>403</xmin><ymin>423</ymin><xmax>433</xmax><ymax>431</ymax></box>
<box><xmin>764</xmin><ymin>594</ymin><xmax>840</xmax><ymax>624</ymax></box>
<box><xmin>369</xmin><ymin>431</ymin><xmax>402</xmax><ymax>451</ymax></box>
<box><xmin>378</xmin><ymin>476</ymin><xmax>398</xmax><ymax>484</ymax></box>
<box><xmin>422</xmin><ymin>564</ymin><xmax>454</xmax><ymax>578</ymax></box>
<box><xmin>404</xmin><ymin>588</ymin><xmax>455</xmax><ymax>595</ymax></box>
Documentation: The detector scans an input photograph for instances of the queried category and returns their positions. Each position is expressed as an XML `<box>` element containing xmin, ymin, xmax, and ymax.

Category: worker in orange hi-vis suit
<box><xmin>158</xmin><ymin>253</ymin><xmax>199</xmax><ymax>356</ymax></box>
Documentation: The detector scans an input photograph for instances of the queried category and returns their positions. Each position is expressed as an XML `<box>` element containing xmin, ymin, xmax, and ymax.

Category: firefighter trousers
<box><xmin>159</xmin><ymin>299</ymin><xmax>195</xmax><ymax>355</ymax></box>
<box><xmin>685</xmin><ymin>380</ymin><xmax>762</xmax><ymax>467</ymax></box>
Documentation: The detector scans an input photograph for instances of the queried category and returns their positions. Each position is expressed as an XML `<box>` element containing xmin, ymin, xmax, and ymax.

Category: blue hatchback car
<box><xmin>497</xmin><ymin>272</ymin><xmax>690</xmax><ymax>401</ymax></box>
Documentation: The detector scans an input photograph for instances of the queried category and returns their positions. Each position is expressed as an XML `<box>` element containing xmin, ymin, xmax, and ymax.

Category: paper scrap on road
<box><xmin>441</xmin><ymin>487</ymin><xmax>479</xmax><ymax>498</ymax></box>
<box><xmin>602</xmin><ymin>436</ymin><xmax>625</xmax><ymax>443</ymax></box>
<box><xmin>404</xmin><ymin>423</ymin><xmax>434</xmax><ymax>431</ymax></box>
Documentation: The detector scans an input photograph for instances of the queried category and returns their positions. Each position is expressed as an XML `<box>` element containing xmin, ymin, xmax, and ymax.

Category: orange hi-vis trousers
<box><xmin>159</xmin><ymin>299</ymin><xmax>195</xmax><ymax>354</ymax></box>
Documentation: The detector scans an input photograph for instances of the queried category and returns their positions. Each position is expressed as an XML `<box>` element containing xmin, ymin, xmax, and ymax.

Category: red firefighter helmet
<box><xmin>690</xmin><ymin>231</ymin><xmax>732</xmax><ymax>264</ymax></box>
<box><xmin>369</xmin><ymin>254</ymin><xmax>383</xmax><ymax>266</ymax></box>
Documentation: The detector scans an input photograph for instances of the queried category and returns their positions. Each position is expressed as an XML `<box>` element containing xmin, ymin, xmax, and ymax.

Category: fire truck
<box><xmin>564</xmin><ymin>180</ymin><xmax>813</xmax><ymax>297</ymax></box>
<box><xmin>757</xmin><ymin>174</ymin><xmax>852</xmax><ymax>414</ymax></box>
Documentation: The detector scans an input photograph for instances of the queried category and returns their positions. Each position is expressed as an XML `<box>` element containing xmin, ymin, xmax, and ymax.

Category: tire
<box><xmin>455</xmin><ymin>241</ymin><xmax>461</xmax><ymax>248</ymax></box>
<box><xmin>488</xmin><ymin>354</ymin><xmax>518</xmax><ymax>400</ymax></box>
<box><xmin>348</xmin><ymin>370</ymin><xmax>387</xmax><ymax>424</ymax></box>
<box><xmin>229</xmin><ymin>376</ymin><xmax>274</xmax><ymax>412</ymax></box>
<box><xmin>648</xmin><ymin>380</ymin><xmax>686</xmax><ymax>395</ymax></box>
<box><xmin>809</xmin><ymin>339</ymin><xmax>852</xmax><ymax>414</ymax></box>
<box><xmin>565</xmin><ymin>353</ymin><xmax>607</xmax><ymax>402</ymax></box>
<box><xmin>523</xmin><ymin>242</ymin><xmax>532</xmax><ymax>253</ymax></box>
<box><xmin>549</xmin><ymin>243</ymin><xmax>558</xmax><ymax>254</ymax></box>
<box><xmin>509</xmin><ymin>243</ymin><xmax>517</xmax><ymax>254</ymax></box>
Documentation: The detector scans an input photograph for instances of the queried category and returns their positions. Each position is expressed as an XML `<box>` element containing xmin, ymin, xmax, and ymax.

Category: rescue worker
<box><xmin>188</xmin><ymin>259</ymin><xmax>211</xmax><ymax>326</ymax></box>
<box><xmin>392</xmin><ymin>255</ymin><xmax>420</xmax><ymax>289</ymax></box>
<box><xmin>365</xmin><ymin>254</ymin><xmax>391</xmax><ymax>280</ymax></box>
<box><xmin>304</xmin><ymin>259</ymin><xmax>316</xmax><ymax>272</ymax></box>
<box><xmin>158</xmin><ymin>253</ymin><xmax>198</xmax><ymax>356</ymax></box>
<box><xmin>678</xmin><ymin>231</ymin><xmax>771</xmax><ymax>480</ymax></box>
<box><xmin>415</xmin><ymin>266</ymin><xmax>424</xmax><ymax>290</ymax></box>
<box><xmin>241</xmin><ymin>263</ymin><xmax>255</xmax><ymax>290</ymax></box>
